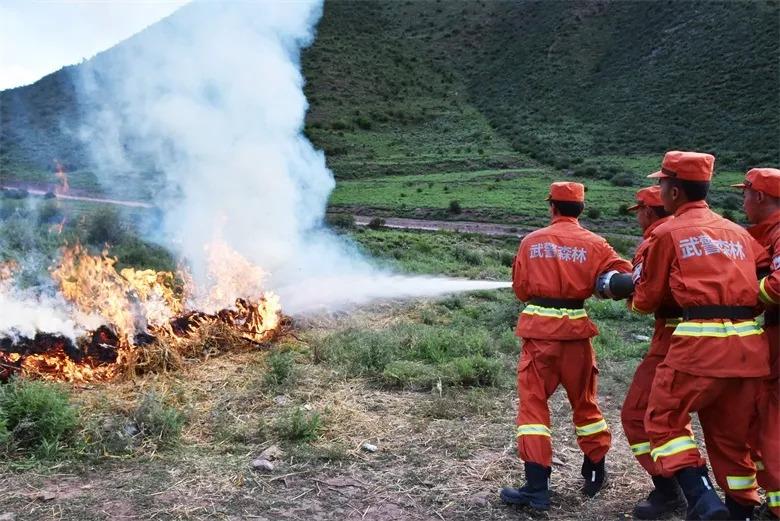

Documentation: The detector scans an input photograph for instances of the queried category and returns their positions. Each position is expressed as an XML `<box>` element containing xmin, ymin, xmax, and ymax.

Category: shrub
<box><xmin>441</xmin><ymin>355</ymin><xmax>504</xmax><ymax>387</ymax></box>
<box><xmin>131</xmin><ymin>392</ymin><xmax>186</xmax><ymax>448</ymax></box>
<box><xmin>618</xmin><ymin>203</ymin><xmax>630</xmax><ymax>215</ymax></box>
<box><xmin>454</xmin><ymin>245</ymin><xmax>483</xmax><ymax>265</ymax></box>
<box><xmin>610</xmin><ymin>172</ymin><xmax>635</xmax><ymax>187</ymax></box>
<box><xmin>264</xmin><ymin>350</ymin><xmax>296</xmax><ymax>389</ymax></box>
<box><xmin>85</xmin><ymin>207</ymin><xmax>125</xmax><ymax>246</ymax></box>
<box><xmin>37</xmin><ymin>201</ymin><xmax>63</xmax><ymax>225</ymax></box>
<box><xmin>587</xmin><ymin>208</ymin><xmax>602</xmax><ymax>219</ymax></box>
<box><xmin>448</xmin><ymin>200</ymin><xmax>462</xmax><ymax>214</ymax></box>
<box><xmin>367</xmin><ymin>217</ymin><xmax>385</xmax><ymax>229</ymax></box>
<box><xmin>275</xmin><ymin>408</ymin><xmax>322</xmax><ymax>442</ymax></box>
<box><xmin>320</xmin><ymin>329</ymin><xmax>398</xmax><ymax>375</ymax></box>
<box><xmin>499</xmin><ymin>251</ymin><xmax>515</xmax><ymax>267</ymax></box>
<box><xmin>496</xmin><ymin>329</ymin><xmax>520</xmax><ymax>354</ymax></box>
<box><xmin>0</xmin><ymin>378</ymin><xmax>78</xmax><ymax>458</ymax></box>
<box><xmin>722</xmin><ymin>194</ymin><xmax>742</xmax><ymax>210</ymax></box>
<box><xmin>354</xmin><ymin>116</ymin><xmax>372</xmax><ymax>130</ymax></box>
<box><xmin>381</xmin><ymin>360</ymin><xmax>439</xmax><ymax>389</ymax></box>
<box><xmin>112</xmin><ymin>236</ymin><xmax>177</xmax><ymax>272</ymax></box>
<box><xmin>330</xmin><ymin>120</ymin><xmax>351</xmax><ymax>131</ymax></box>
<box><xmin>326</xmin><ymin>213</ymin><xmax>355</xmax><ymax>229</ymax></box>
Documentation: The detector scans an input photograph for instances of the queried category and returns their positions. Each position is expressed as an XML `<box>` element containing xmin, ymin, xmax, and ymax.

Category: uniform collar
<box><xmin>674</xmin><ymin>200</ymin><xmax>709</xmax><ymax>217</ymax></box>
<box><xmin>747</xmin><ymin>209</ymin><xmax>780</xmax><ymax>241</ymax></box>
<box><xmin>551</xmin><ymin>216</ymin><xmax>580</xmax><ymax>226</ymax></box>
<box><xmin>643</xmin><ymin>215</ymin><xmax>672</xmax><ymax>239</ymax></box>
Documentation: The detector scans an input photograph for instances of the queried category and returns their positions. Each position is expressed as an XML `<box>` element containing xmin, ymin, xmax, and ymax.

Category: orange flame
<box><xmin>1</xmin><ymin>242</ymin><xmax>283</xmax><ymax>383</ymax></box>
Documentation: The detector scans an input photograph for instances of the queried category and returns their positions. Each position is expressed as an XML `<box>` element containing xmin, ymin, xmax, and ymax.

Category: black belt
<box><xmin>682</xmin><ymin>306</ymin><xmax>755</xmax><ymax>321</ymax></box>
<box><xmin>765</xmin><ymin>307</ymin><xmax>779</xmax><ymax>327</ymax></box>
<box><xmin>655</xmin><ymin>306</ymin><xmax>683</xmax><ymax>320</ymax></box>
<box><xmin>529</xmin><ymin>297</ymin><xmax>585</xmax><ymax>309</ymax></box>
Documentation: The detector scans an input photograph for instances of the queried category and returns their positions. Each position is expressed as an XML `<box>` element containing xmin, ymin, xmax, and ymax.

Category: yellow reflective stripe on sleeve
<box><xmin>517</xmin><ymin>424</ymin><xmax>551</xmax><ymax>437</ymax></box>
<box><xmin>521</xmin><ymin>304</ymin><xmax>587</xmax><ymax>320</ymax></box>
<box><xmin>726</xmin><ymin>474</ymin><xmax>757</xmax><ymax>490</ymax></box>
<box><xmin>630</xmin><ymin>441</ymin><xmax>652</xmax><ymax>456</ymax></box>
<box><xmin>767</xmin><ymin>491</ymin><xmax>780</xmax><ymax>508</ymax></box>
<box><xmin>754</xmin><ymin>460</ymin><xmax>765</xmax><ymax>471</ymax></box>
<box><xmin>760</xmin><ymin>277</ymin><xmax>779</xmax><ymax>305</ymax></box>
<box><xmin>673</xmin><ymin>320</ymin><xmax>763</xmax><ymax>338</ymax></box>
<box><xmin>632</xmin><ymin>303</ymin><xmax>652</xmax><ymax>315</ymax></box>
<box><xmin>651</xmin><ymin>436</ymin><xmax>698</xmax><ymax>461</ymax></box>
<box><xmin>575</xmin><ymin>419</ymin><xmax>608</xmax><ymax>437</ymax></box>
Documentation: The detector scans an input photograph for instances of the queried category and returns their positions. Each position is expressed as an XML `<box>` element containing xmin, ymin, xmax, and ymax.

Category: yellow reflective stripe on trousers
<box><xmin>760</xmin><ymin>277</ymin><xmax>779</xmax><ymax>305</ymax></box>
<box><xmin>768</xmin><ymin>491</ymin><xmax>780</xmax><ymax>508</ymax></box>
<box><xmin>673</xmin><ymin>320</ymin><xmax>763</xmax><ymax>338</ymax></box>
<box><xmin>726</xmin><ymin>474</ymin><xmax>757</xmax><ymax>490</ymax></box>
<box><xmin>630</xmin><ymin>441</ymin><xmax>651</xmax><ymax>456</ymax></box>
<box><xmin>517</xmin><ymin>424</ymin><xmax>551</xmax><ymax>437</ymax></box>
<box><xmin>651</xmin><ymin>436</ymin><xmax>698</xmax><ymax>461</ymax></box>
<box><xmin>522</xmin><ymin>304</ymin><xmax>587</xmax><ymax>320</ymax></box>
<box><xmin>575</xmin><ymin>419</ymin><xmax>608</xmax><ymax>437</ymax></box>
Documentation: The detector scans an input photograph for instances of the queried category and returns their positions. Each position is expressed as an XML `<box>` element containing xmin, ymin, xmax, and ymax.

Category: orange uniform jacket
<box><xmin>749</xmin><ymin>208</ymin><xmax>780</xmax><ymax>376</ymax></box>
<box><xmin>629</xmin><ymin>215</ymin><xmax>680</xmax><ymax>357</ymax></box>
<box><xmin>632</xmin><ymin>201</ymin><xmax>770</xmax><ymax>378</ymax></box>
<box><xmin>513</xmin><ymin>216</ymin><xmax>631</xmax><ymax>340</ymax></box>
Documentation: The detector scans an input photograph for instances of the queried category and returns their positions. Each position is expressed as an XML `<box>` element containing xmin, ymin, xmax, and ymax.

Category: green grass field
<box><xmin>329</xmin><ymin>161</ymin><xmax>749</xmax><ymax>231</ymax></box>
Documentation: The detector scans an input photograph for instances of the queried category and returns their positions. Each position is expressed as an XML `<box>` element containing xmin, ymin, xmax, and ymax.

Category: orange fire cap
<box><xmin>627</xmin><ymin>185</ymin><xmax>663</xmax><ymax>212</ymax></box>
<box><xmin>547</xmin><ymin>182</ymin><xmax>585</xmax><ymax>203</ymax></box>
<box><xmin>647</xmin><ymin>151</ymin><xmax>715</xmax><ymax>182</ymax></box>
<box><xmin>730</xmin><ymin>168</ymin><xmax>780</xmax><ymax>198</ymax></box>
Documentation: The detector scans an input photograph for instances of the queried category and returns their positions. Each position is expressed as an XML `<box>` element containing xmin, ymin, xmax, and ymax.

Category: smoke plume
<box><xmin>67</xmin><ymin>0</ymin><xmax>511</xmax><ymax>315</ymax></box>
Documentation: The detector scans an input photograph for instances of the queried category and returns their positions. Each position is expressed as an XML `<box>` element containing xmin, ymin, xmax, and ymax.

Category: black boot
<box><xmin>581</xmin><ymin>456</ymin><xmax>607</xmax><ymax>497</ymax></box>
<box><xmin>500</xmin><ymin>461</ymin><xmax>551</xmax><ymax>511</ymax></box>
<box><xmin>633</xmin><ymin>475</ymin><xmax>687</xmax><ymax>519</ymax></box>
<box><xmin>674</xmin><ymin>466</ymin><xmax>729</xmax><ymax>520</ymax></box>
<box><xmin>725</xmin><ymin>495</ymin><xmax>755</xmax><ymax>520</ymax></box>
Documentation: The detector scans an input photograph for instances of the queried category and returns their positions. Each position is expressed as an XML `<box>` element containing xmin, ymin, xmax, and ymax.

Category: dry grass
<box><xmin>0</xmin><ymin>303</ymin><xmax>735</xmax><ymax>520</ymax></box>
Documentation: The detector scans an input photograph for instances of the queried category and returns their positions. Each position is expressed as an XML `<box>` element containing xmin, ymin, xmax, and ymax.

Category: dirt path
<box><xmin>353</xmin><ymin>215</ymin><xmax>641</xmax><ymax>242</ymax></box>
<box><xmin>1</xmin><ymin>185</ymin><xmax>153</xmax><ymax>209</ymax></box>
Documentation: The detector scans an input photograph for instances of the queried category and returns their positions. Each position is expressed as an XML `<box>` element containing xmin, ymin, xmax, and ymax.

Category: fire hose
<box><xmin>596</xmin><ymin>270</ymin><xmax>635</xmax><ymax>300</ymax></box>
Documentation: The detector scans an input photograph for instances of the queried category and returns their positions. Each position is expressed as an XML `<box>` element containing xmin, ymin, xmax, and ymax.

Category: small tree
<box><xmin>448</xmin><ymin>200</ymin><xmax>462</xmax><ymax>215</ymax></box>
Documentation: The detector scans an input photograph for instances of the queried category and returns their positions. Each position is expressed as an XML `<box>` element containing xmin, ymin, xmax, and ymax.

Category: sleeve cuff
<box><xmin>631</xmin><ymin>302</ymin><xmax>653</xmax><ymax>315</ymax></box>
<box><xmin>759</xmin><ymin>277</ymin><xmax>779</xmax><ymax>305</ymax></box>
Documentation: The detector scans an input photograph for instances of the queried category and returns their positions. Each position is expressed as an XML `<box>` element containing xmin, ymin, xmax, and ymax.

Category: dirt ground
<box><xmin>0</xmin><ymin>309</ymin><xmax>707</xmax><ymax>521</ymax></box>
<box><xmin>351</xmin><ymin>215</ymin><xmax>641</xmax><ymax>244</ymax></box>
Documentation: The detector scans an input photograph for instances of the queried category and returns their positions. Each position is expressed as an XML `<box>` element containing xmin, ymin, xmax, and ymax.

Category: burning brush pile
<box><xmin>0</xmin><ymin>241</ymin><xmax>285</xmax><ymax>383</ymax></box>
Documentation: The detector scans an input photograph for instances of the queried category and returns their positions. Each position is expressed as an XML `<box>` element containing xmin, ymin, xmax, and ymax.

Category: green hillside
<box><xmin>1</xmin><ymin>0</ymin><xmax>778</xmax><ymax>189</ymax></box>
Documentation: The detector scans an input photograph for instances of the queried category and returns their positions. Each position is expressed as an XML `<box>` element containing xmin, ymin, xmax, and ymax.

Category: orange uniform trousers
<box><xmin>749</xmin><ymin>323</ymin><xmax>780</xmax><ymax>516</ymax></box>
<box><xmin>645</xmin><ymin>363</ymin><xmax>763</xmax><ymax>505</ymax></box>
<box><xmin>621</xmin><ymin>320</ymin><xmax>693</xmax><ymax>476</ymax></box>
<box><xmin>516</xmin><ymin>338</ymin><xmax>611</xmax><ymax>467</ymax></box>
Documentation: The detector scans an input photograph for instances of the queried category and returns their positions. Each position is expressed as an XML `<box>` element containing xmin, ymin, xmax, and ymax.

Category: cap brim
<box><xmin>647</xmin><ymin>170</ymin><xmax>668</xmax><ymax>179</ymax></box>
<box><xmin>626</xmin><ymin>204</ymin><xmax>642</xmax><ymax>212</ymax></box>
<box><xmin>730</xmin><ymin>183</ymin><xmax>747</xmax><ymax>189</ymax></box>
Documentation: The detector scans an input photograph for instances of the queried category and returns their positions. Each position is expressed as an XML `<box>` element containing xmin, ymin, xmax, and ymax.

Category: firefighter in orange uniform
<box><xmin>732</xmin><ymin>167</ymin><xmax>780</xmax><ymax>519</ymax></box>
<box><xmin>620</xmin><ymin>186</ymin><xmax>688</xmax><ymax>519</ymax></box>
<box><xmin>632</xmin><ymin>151</ymin><xmax>771</xmax><ymax>520</ymax></box>
<box><xmin>500</xmin><ymin>182</ymin><xmax>631</xmax><ymax>511</ymax></box>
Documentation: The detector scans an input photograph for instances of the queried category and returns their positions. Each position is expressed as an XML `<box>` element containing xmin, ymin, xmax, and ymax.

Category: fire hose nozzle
<box><xmin>596</xmin><ymin>270</ymin><xmax>635</xmax><ymax>300</ymax></box>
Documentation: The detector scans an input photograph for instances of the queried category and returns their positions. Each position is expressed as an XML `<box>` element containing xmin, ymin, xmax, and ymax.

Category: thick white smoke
<box><xmin>73</xmin><ymin>0</ymin><xmax>509</xmax><ymax>315</ymax></box>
